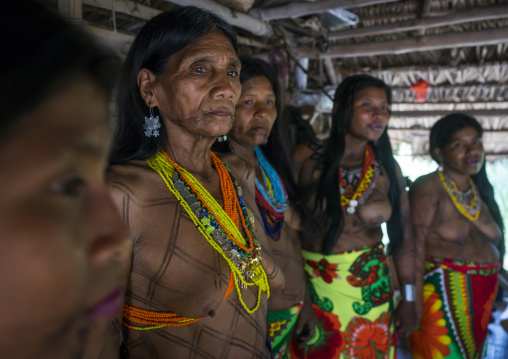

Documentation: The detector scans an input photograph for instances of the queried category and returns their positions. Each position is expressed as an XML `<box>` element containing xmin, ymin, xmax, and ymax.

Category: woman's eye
<box><xmin>193</xmin><ymin>66</ymin><xmax>205</xmax><ymax>73</ymax></box>
<box><xmin>49</xmin><ymin>177</ymin><xmax>85</xmax><ymax>197</ymax></box>
<box><xmin>266</xmin><ymin>100</ymin><xmax>274</xmax><ymax>105</ymax></box>
<box><xmin>243</xmin><ymin>99</ymin><xmax>253</xmax><ymax>105</ymax></box>
<box><xmin>381</xmin><ymin>105</ymin><xmax>389</xmax><ymax>112</ymax></box>
<box><xmin>361</xmin><ymin>103</ymin><xmax>372</xmax><ymax>109</ymax></box>
<box><xmin>228</xmin><ymin>70</ymin><xmax>239</xmax><ymax>78</ymax></box>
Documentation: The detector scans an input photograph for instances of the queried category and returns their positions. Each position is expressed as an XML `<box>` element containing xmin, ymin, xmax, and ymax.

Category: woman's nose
<box><xmin>211</xmin><ymin>73</ymin><xmax>237</xmax><ymax>100</ymax></box>
<box><xmin>86</xmin><ymin>188</ymin><xmax>131</xmax><ymax>267</ymax></box>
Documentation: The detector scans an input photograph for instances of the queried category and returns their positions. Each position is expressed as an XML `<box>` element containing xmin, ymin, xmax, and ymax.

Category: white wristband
<box><xmin>403</xmin><ymin>284</ymin><xmax>416</xmax><ymax>302</ymax></box>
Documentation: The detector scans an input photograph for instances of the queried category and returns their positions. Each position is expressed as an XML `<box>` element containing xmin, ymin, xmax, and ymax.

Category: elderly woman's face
<box><xmin>153</xmin><ymin>31</ymin><xmax>242</xmax><ymax>138</ymax></box>
<box><xmin>0</xmin><ymin>77</ymin><xmax>130</xmax><ymax>358</ymax></box>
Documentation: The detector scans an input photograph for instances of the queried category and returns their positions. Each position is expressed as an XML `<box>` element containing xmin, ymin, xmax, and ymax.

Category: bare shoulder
<box><xmin>409</xmin><ymin>172</ymin><xmax>440</xmax><ymax>199</ymax></box>
<box><xmin>292</xmin><ymin>141</ymin><xmax>324</xmax><ymax>184</ymax></box>
<box><xmin>291</xmin><ymin>142</ymin><xmax>315</xmax><ymax>169</ymax></box>
<box><xmin>218</xmin><ymin>152</ymin><xmax>256</xmax><ymax>193</ymax></box>
<box><xmin>107</xmin><ymin>160</ymin><xmax>162</xmax><ymax>204</ymax></box>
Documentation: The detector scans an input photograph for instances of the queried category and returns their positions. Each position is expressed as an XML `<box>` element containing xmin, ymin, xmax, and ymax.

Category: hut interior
<box><xmin>51</xmin><ymin>0</ymin><xmax>508</xmax><ymax>161</ymax></box>
<box><xmin>49</xmin><ymin>1</ymin><xmax>508</xmax><ymax>351</ymax></box>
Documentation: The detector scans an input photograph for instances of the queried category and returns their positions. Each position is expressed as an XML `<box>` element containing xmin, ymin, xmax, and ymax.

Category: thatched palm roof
<box><xmin>54</xmin><ymin>0</ymin><xmax>508</xmax><ymax>158</ymax></box>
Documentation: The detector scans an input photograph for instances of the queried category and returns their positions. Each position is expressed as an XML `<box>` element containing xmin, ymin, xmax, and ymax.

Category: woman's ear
<box><xmin>137</xmin><ymin>69</ymin><xmax>158</xmax><ymax>107</ymax></box>
<box><xmin>433</xmin><ymin>147</ymin><xmax>443</xmax><ymax>164</ymax></box>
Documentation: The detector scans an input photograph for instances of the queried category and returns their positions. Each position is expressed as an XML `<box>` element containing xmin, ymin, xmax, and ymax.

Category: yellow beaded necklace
<box><xmin>146</xmin><ymin>151</ymin><xmax>269</xmax><ymax>314</ymax></box>
<box><xmin>438</xmin><ymin>170</ymin><xmax>480</xmax><ymax>221</ymax></box>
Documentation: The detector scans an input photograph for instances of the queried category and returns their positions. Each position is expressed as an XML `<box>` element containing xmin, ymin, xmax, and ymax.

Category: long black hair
<box><xmin>0</xmin><ymin>0</ymin><xmax>119</xmax><ymax>139</ymax></box>
<box><xmin>429</xmin><ymin>113</ymin><xmax>505</xmax><ymax>264</ymax></box>
<box><xmin>311</xmin><ymin>74</ymin><xmax>403</xmax><ymax>255</ymax></box>
<box><xmin>110</xmin><ymin>6</ymin><xmax>238</xmax><ymax>164</ymax></box>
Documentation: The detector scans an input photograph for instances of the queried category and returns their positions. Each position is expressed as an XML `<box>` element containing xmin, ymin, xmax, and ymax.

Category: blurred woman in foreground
<box><xmin>0</xmin><ymin>1</ymin><xmax>130</xmax><ymax>358</ymax></box>
<box><xmin>409</xmin><ymin>113</ymin><xmax>504</xmax><ymax>359</ymax></box>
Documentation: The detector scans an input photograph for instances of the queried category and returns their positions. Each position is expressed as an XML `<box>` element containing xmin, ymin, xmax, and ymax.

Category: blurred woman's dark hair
<box><xmin>309</xmin><ymin>74</ymin><xmax>403</xmax><ymax>255</ymax></box>
<box><xmin>429</xmin><ymin>113</ymin><xmax>505</xmax><ymax>264</ymax></box>
<box><xmin>110</xmin><ymin>6</ymin><xmax>238</xmax><ymax>164</ymax></box>
<box><xmin>0</xmin><ymin>0</ymin><xmax>119</xmax><ymax>140</ymax></box>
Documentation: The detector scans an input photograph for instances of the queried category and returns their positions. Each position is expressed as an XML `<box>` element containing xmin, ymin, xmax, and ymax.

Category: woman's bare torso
<box><xmin>293</xmin><ymin>142</ymin><xmax>393</xmax><ymax>254</ymax></box>
<box><xmin>415</xmin><ymin>172</ymin><xmax>501</xmax><ymax>264</ymax></box>
<box><xmin>108</xmin><ymin>160</ymin><xmax>270</xmax><ymax>359</ymax></box>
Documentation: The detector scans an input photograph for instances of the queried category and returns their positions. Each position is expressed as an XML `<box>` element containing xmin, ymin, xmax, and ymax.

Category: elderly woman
<box><xmin>108</xmin><ymin>7</ymin><xmax>283</xmax><ymax>358</ymax></box>
<box><xmin>291</xmin><ymin>74</ymin><xmax>417</xmax><ymax>358</ymax></box>
<box><xmin>214</xmin><ymin>57</ymin><xmax>313</xmax><ymax>358</ymax></box>
<box><xmin>0</xmin><ymin>1</ymin><xmax>130</xmax><ymax>358</ymax></box>
<box><xmin>408</xmin><ymin>113</ymin><xmax>504</xmax><ymax>359</ymax></box>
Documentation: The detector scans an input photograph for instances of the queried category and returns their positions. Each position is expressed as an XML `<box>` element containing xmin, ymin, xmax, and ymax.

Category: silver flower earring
<box><xmin>217</xmin><ymin>135</ymin><xmax>227</xmax><ymax>142</ymax></box>
<box><xmin>144</xmin><ymin>107</ymin><xmax>160</xmax><ymax>137</ymax></box>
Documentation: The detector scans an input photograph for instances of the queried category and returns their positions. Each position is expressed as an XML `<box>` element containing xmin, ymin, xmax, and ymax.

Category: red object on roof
<box><xmin>410</xmin><ymin>79</ymin><xmax>430</xmax><ymax>103</ymax></box>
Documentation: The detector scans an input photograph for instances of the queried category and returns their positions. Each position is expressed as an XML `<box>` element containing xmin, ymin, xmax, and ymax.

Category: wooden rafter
<box><xmin>297</xmin><ymin>28</ymin><xmax>508</xmax><ymax>58</ymax></box>
<box><xmin>391</xmin><ymin>109</ymin><xmax>508</xmax><ymax>117</ymax></box>
<box><xmin>249</xmin><ymin>0</ymin><xmax>397</xmax><ymax>21</ymax></box>
<box><xmin>327</xmin><ymin>5</ymin><xmax>508</xmax><ymax>41</ymax></box>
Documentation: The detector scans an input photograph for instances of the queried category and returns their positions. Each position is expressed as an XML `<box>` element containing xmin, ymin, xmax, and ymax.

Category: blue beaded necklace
<box><xmin>254</xmin><ymin>146</ymin><xmax>287</xmax><ymax>212</ymax></box>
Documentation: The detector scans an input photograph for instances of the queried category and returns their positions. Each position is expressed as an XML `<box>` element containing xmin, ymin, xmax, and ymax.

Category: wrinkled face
<box><xmin>153</xmin><ymin>31</ymin><xmax>242</xmax><ymax>139</ymax></box>
<box><xmin>438</xmin><ymin>126</ymin><xmax>485</xmax><ymax>176</ymax></box>
<box><xmin>348</xmin><ymin>86</ymin><xmax>390</xmax><ymax>142</ymax></box>
<box><xmin>0</xmin><ymin>77</ymin><xmax>130</xmax><ymax>359</ymax></box>
<box><xmin>229</xmin><ymin>76</ymin><xmax>277</xmax><ymax>148</ymax></box>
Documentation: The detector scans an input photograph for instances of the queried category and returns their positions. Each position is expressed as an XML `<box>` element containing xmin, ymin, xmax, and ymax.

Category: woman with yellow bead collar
<box><xmin>409</xmin><ymin>113</ymin><xmax>504</xmax><ymax>359</ymax></box>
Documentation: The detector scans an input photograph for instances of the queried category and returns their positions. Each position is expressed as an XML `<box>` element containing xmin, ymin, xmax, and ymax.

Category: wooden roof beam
<box><xmin>163</xmin><ymin>0</ymin><xmax>272</xmax><ymax>37</ymax></box>
<box><xmin>328</xmin><ymin>5</ymin><xmax>508</xmax><ymax>40</ymax></box>
<box><xmin>86</xmin><ymin>0</ymin><xmax>274</xmax><ymax>37</ymax></box>
<box><xmin>82</xmin><ymin>0</ymin><xmax>161</xmax><ymax>20</ymax></box>
<box><xmin>390</xmin><ymin>109</ymin><xmax>508</xmax><ymax>117</ymax></box>
<box><xmin>249</xmin><ymin>0</ymin><xmax>398</xmax><ymax>21</ymax></box>
<box><xmin>388</xmin><ymin>128</ymin><xmax>508</xmax><ymax>133</ymax></box>
<box><xmin>297</xmin><ymin>28</ymin><xmax>508</xmax><ymax>58</ymax></box>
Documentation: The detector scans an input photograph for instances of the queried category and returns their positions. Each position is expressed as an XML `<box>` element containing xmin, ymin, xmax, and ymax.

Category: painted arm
<box><xmin>391</xmin><ymin>161</ymin><xmax>418</xmax><ymax>338</ymax></box>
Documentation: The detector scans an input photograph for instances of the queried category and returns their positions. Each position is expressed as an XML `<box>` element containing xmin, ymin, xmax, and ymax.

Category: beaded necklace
<box><xmin>254</xmin><ymin>146</ymin><xmax>288</xmax><ymax>239</ymax></box>
<box><xmin>438</xmin><ymin>170</ymin><xmax>481</xmax><ymax>221</ymax></box>
<box><xmin>146</xmin><ymin>150</ymin><xmax>269</xmax><ymax>314</ymax></box>
<box><xmin>339</xmin><ymin>143</ymin><xmax>377</xmax><ymax>214</ymax></box>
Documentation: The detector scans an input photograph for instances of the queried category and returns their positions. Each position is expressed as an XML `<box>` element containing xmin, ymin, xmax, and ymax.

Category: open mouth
<box><xmin>369</xmin><ymin>123</ymin><xmax>383</xmax><ymax>132</ymax></box>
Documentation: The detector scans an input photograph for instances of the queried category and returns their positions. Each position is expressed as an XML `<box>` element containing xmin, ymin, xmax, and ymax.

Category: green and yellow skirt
<box><xmin>289</xmin><ymin>243</ymin><xmax>396</xmax><ymax>359</ymax></box>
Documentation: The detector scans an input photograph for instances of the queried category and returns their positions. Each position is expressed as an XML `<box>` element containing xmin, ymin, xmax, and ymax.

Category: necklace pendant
<box><xmin>239</xmin><ymin>276</ymin><xmax>246</xmax><ymax>290</ymax></box>
<box><xmin>347</xmin><ymin>206</ymin><xmax>356</xmax><ymax>214</ymax></box>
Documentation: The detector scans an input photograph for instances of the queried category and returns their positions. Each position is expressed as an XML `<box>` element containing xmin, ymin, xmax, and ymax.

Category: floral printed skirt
<box><xmin>268</xmin><ymin>302</ymin><xmax>303</xmax><ymax>359</ymax></box>
<box><xmin>409</xmin><ymin>257</ymin><xmax>500</xmax><ymax>359</ymax></box>
<box><xmin>289</xmin><ymin>243</ymin><xmax>395</xmax><ymax>359</ymax></box>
